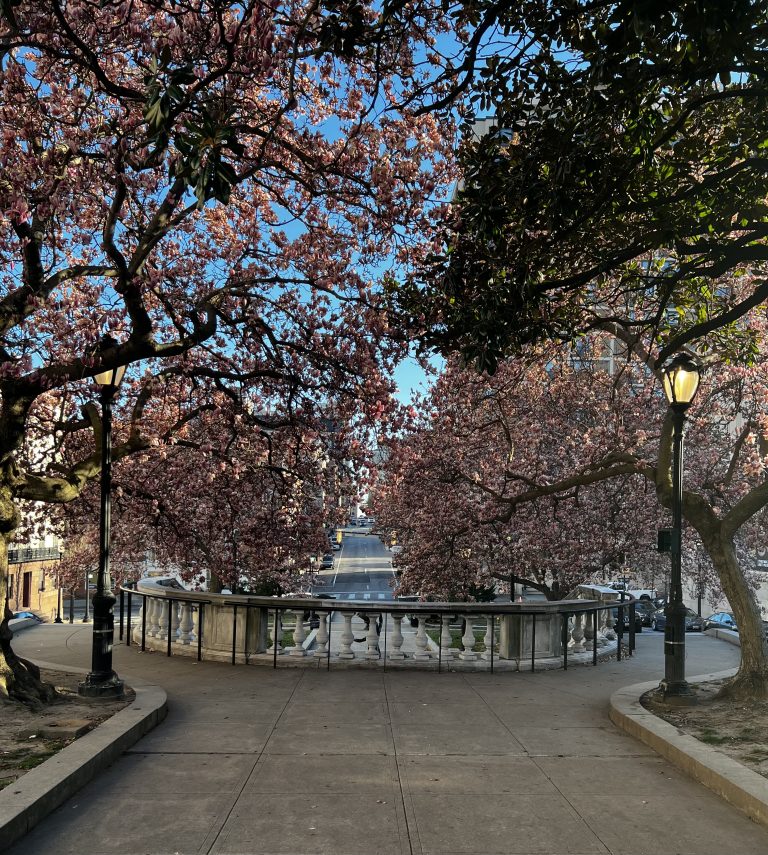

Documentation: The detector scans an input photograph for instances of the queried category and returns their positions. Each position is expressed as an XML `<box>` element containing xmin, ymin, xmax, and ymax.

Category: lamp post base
<box><xmin>659</xmin><ymin>678</ymin><xmax>697</xmax><ymax>705</ymax></box>
<box><xmin>78</xmin><ymin>672</ymin><xmax>125</xmax><ymax>699</ymax></box>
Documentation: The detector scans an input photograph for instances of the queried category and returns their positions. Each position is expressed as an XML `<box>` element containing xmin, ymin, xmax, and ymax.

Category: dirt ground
<box><xmin>0</xmin><ymin>669</ymin><xmax>133</xmax><ymax>791</ymax></box>
<box><xmin>642</xmin><ymin>680</ymin><xmax>768</xmax><ymax>779</ymax></box>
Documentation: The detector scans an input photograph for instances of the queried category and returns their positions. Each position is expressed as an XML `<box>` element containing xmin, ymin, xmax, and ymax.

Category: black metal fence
<box><xmin>118</xmin><ymin>587</ymin><xmax>636</xmax><ymax>673</ymax></box>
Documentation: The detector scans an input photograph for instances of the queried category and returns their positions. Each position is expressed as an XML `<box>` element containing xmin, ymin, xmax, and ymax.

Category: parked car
<box><xmin>635</xmin><ymin>600</ymin><xmax>658</xmax><ymax>627</ymax></box>
<box><xmin>12</xmin><ymin>610</ymin><xmax>42</xmax><ymax>621</ymax></box>
<box><xmin>610</xmin><ymin>606</ymin><xmax>643</xmax><ymax>634</ymax></box>
<box><xmin>321</xmin><ymin>553</ymin><xmax>334</xmax><ymax>569</ymax></box>
<box><xmin>703</xmin><ymin>611</ymin><xmax>738</xmax><ymax>632</ymax></box>
<box><xmin>650</xmin><ymin>608</ymin><xmax>704</xmax><ymax>632</ymax></box>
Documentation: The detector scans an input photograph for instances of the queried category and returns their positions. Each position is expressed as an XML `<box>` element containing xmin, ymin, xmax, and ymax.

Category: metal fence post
<box><xmin>197</xmin><ymin>603</ymin><xmax>204</xmax><ymax>662</ymax></box>
<box><xmin>232</xmin><ymin>604</ymin><xmax>238</xmax><ymax>665</ymax></box>
<box><xmin>562</xmin><ymin>612</ymin><xmax>568</xmax><ymax>670</ymax></box>
<box><xmin>273</xmin><ymin>608</ymin><xmax>279</xmax><ymax>669</ymax></box>
<box><xmin>126</xmin><ymin>590</ymin><xmax>132</xmax><ymax>647</ymax></box>
<box><xmin>167</xmin><ymin>600</ymin><xmax>173</xmax><ymax>657</ymax></box>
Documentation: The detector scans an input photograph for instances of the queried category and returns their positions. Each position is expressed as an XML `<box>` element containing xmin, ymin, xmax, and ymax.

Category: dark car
<box><xmin>635</xmin><ymin>600</ymin><xmax>658</xmax><ymax>627</ymax></box>
<box><xmin>650</xmin><ymin>607</ymin><xmax>704</xmax><ymax>632</ymax></box>
<box><xmin>611</xmin><ymin>606</ymin><xmax>643</xmax><ymax>634</ymax></box>
<box><xmin>320</xmin><ymin>553</ymin><xmax>334</xmax><ymax>569</ymax></box>
<box><xmin>307</xmin><ymin>593</ymin><xmax>336</xmax><ymax>627</ymax></box>
<box><xmin>703</xmin><ymin>611</ymin><xmax>738</xmax><ymax>632</ymax></box>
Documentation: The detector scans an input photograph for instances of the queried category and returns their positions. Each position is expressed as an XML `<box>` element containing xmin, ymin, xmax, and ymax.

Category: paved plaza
<box><xmin>6</xmin><ymin>623</ymin><xmax>768</xmax><ymax>855</ymax></box>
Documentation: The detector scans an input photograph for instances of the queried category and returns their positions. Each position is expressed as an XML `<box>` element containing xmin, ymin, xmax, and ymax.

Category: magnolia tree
<box><xmin>52</xmin><ymin>386</ymin><xmax>370</xmax><ymax>593</ymax></box>
<box><xmin>377</xmin><ymin>320</ymin><xmax>768</xmax><ymax>697</ymax></box>
<box><xmin>375</xmin><ymin>354</ymin><xmax>666</xmax><ymax>601</ymax></box>
<box><xmin>0</xmin><ymin>1</ymin><xmax>456</xmax><ymax>704</ymax></box>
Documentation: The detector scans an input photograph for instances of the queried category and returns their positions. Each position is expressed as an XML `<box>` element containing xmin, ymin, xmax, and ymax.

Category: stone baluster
<box><xmin>170</xmin><ymin>601</ymin><xmax>181</xmax><ymax>644</ymax></box>
<box><xmin>290</xmin><ymin>609</ymin><xmax>307</xmax><ymax>656</ymax></box>
<box><xmin>178</xmin><ymin>603</ymin><xmax>194</xmax><ymax>645</ymax></box>
<box><xmin>314</xmin><ymin>611</ymin><xmax>329</xmax><ymax>659</ymax></box>
<box><xmin>571</xmin><ymin>612</ymin><xmax>585</xmax><ymax>652</ymax></box>
<box><xmin>146</xmin><ymin>596</ymin><xmax>160</xmax><ymax>638</ymax></box>
<box><xmin>597</xmin><ymin>606</ymin><xmax>607</xmax><ymax>640</ymax></box>
<box><xmin>602</xmin><ymin>596</ymin><xmax>616</xmax><ymax>640</ymax></box>
<box><xmin>440</xmin><ymin>615</ymin><xmax>455</xmax><ymax>661</ymax></box>
<box><xmin>338</xmin><ymin>612</ymin><xmax>355</xmax><ymax>659</ymax></box>
<box><xmin>584</xmin><ymin>610</ymin><xmax>596</xmax><ymax>650</ymax></box>
<box><xmin>388</xmin><ymin>615</ymin><xmax>406</xmax><ymax>659</ymax></box>
<box><xmin>413</xmin><ymin>616</ymin><xmax>431</xmax><ymax>660</ymax></box>
<box><xmin>156</xmin><ymin>599</ymin><xmax>169</xmax><ymax>641</ymax></box>
<box><xmin>459</xmin><ymin>615</ymin><xmax>477</xmax><ymax>660</ymax></box>
<box><xmin>268</xmin><ymin>611</ymin><xmax>284</xmax><ymax>655</ymax></box>
<box><xmin>365</xmin><ymin>613</ymin><xmax>380</xmax><ymax>660</ymax></box>
<box><xmin>481</xmin><ymin>615</ymin><xmax>495</xmax><ymax>661</ymax></box>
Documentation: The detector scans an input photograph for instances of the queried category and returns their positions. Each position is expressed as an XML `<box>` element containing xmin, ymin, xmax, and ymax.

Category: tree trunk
<box><xmin>700</xmin><ymin>529</ymin><xmax>768</xmax><ymax>699</ymax></box>
<box><xmin>0</xmin><ymin>522</ymin><xmax>56</xmax><ymax>707</ymax></box>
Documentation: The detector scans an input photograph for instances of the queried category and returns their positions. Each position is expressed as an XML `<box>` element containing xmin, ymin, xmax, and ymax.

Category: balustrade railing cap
<box><xmin>130</xmin><ymin>579</ymin><xmax>604</xmax><ymax>613</ymax></box>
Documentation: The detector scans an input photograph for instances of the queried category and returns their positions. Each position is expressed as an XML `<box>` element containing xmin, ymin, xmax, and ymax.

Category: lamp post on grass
<box><xmin>660</xmin><ymin>353</ymin><xmax>701</xmax><ymax>699</ymax></box>
<box><xmin>79</xmin><ymin>336</ymin><xmax>126</xmax><ymax>698</ymax></box>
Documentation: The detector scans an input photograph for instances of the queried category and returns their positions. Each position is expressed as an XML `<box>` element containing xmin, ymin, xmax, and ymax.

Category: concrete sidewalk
<box><xmin>7</xmin><ymin>624</ymin><xmax>768</xmax><ymax>855</ymax></box>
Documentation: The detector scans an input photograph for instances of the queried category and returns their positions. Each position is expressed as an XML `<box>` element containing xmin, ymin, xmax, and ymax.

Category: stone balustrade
<box><xmin>120</xmin><ymin>578</ymin><xmax>635</xmax><ymax>671</ymax></box>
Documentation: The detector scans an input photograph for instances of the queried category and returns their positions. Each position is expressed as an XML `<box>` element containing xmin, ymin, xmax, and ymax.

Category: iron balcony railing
<box><xmin>8</xmin><ymin>546</ymin><xmax>63</xmax><ymax>564</ymax></box>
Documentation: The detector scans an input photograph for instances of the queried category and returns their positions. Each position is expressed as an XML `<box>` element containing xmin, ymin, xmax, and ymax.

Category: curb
<box><xmin>609</xmin><ymin>668</ymin><xmax>768</xmax><ymax>829</ymax></box>
<box><xmin>0</xmin><ymin>683</ymin><xmax>167</xmax><ymax>852</ymax></box>
<box><xmin>8</xmin><ymin>617</ymin><xmax>42</xmax><ymax>633</ymax></box>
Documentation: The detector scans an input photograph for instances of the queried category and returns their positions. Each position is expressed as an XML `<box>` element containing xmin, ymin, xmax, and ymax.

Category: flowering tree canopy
<box><xmin>375</xmin><ymin>348</ymin><xmax>667</xmax><ymax>601</ymax></box>
<box><xmin>52</xmin><ymin>386</ymin><xmax>369</xmax><ymax>594</ymax></box>
<box><xmin>0</xmin><ymin>1</ymin><xmax>456</xmax><ymax>703</ymax></box>
<box><xmin>377</xmin><ymin>309</ymin><xmax>768</xmax><ymax>697</ymax></box>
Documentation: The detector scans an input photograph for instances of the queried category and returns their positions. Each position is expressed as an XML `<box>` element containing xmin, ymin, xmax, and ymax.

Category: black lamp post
<box><xmin>54</xmin><ymin>581</ymin><xmax>63</xmax><ymax>623</ymax></box>
<box><xmin>54</xmin><ymin>550</ymin><xmax>63</xmax><ymax>623</ymax></box>
<box><xmin>79</xmin><ymin>336</ymin><xmax>126</xmax><ymax>698</ymax></box>
<box><xmin>660</xmin><ymin>353</ymin><xmax>701</xmax><ymax>699</ymax></box>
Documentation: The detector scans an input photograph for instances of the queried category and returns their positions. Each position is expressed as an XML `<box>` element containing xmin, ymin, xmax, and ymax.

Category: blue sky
<box><xmin>392</xmin><ymin>352</ymin><xmax>444</xmax><ymax>403</ymax></box>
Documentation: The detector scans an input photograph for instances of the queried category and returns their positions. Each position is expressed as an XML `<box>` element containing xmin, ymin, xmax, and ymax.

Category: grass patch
<box><xmin>697</xmin><ymin>728</ymin><xmax>758</xmax><ymax>746</ymax></box>
<box><xmin>697</xmin><ymin>729</ymin><xmax>728</xmax><ymax>745</ymax></box>
<box><xmin>426</xmin><ymin>627</ymin><xmax>491</xmax><ymax>653</ymax></box>
<box><xmin>0</xmin><ymin>740</ymin><xmax>67</xmax><ymax>775</ymax></box>
<box><xmin>15</xmin><ymin>748</ymin><xmax>61</xmax><ymax>770</ymax></box>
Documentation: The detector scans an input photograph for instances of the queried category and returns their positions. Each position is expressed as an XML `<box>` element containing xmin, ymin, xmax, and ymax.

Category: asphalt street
<box><xmin>312</xmin><ymin>527</ymin><xmax>397</xmax><ymax>602</ymax></box>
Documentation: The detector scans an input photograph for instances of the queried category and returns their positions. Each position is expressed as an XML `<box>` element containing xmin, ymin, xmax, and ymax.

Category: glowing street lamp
<box><xmin>660</xmin><ymin>353</ymin><xmax>701</xmax><ymax>699</ymax></box>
